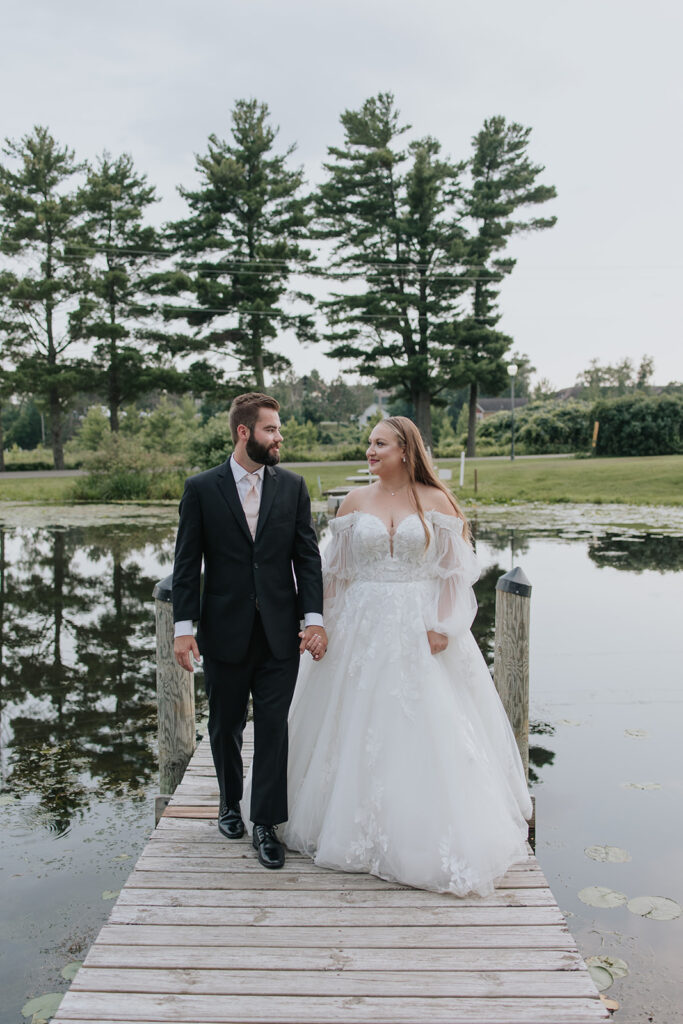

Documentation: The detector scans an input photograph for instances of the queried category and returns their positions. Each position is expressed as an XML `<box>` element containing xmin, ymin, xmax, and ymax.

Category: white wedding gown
<box><xmin>245</xmin><ymin>509</ymin><xmax>532</xmax><ymax>896</ymax></box>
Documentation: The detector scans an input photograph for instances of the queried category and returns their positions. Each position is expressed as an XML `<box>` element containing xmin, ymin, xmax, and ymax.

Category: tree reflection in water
<box><xmin>0</xmin><ymin>524</ymin><xmax>177</xmax><ymax>834</ymax></box>
<box><xmin>588</xmin><ymin>532</ymin><xmax>683</xmax><ymax>573</ymax></box>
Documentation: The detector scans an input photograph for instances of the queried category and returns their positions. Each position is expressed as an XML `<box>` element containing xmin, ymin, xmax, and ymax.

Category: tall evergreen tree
<box><xmin>458</xmin><ymin>116</ymin><xmax>557</xmax><ymax>455</ymax></box>
<box><xmin>74</xmin><ymin>152</ymin><xmax>179</xmax><ymax>431</ymax></box>
<box><xmin>316</xmin><ymin>93</ymin><xmax>469</xmax><ymax>447</ymax></box>
<box><xmin>160</xmin><ymin>99</ymin><xmax>314</xmax><ymax>391</ymax></box>
<box><xmin>0</xmin><ymin>126</ymin><xmax>87</xmax><ymax>468</ymax></box>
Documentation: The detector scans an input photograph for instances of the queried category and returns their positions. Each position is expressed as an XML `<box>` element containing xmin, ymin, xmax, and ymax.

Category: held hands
<box><xmin>174</xmin><ymin>635</ymin><xmax>201</xmax><ymax>673</ymax></box>
<box><xmin>427</xmin><ymin>630</ymin><xmax>448</xmax><ymax>655</ymax></box>
<box><xmin>299</xmin><ymin>625</ymin><xmax>328</xmax><ymax>661</ymax></box>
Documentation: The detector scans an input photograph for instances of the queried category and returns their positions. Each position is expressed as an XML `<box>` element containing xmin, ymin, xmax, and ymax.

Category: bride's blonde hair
<box><xmin>381</xmin><ymin>416</ymin><xmax>470</xmax><ymax>546</ymax></box>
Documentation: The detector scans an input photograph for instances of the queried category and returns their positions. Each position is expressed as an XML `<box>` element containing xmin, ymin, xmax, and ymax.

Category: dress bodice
<box><xmin>350</xmin><ymin>512</ymin><xmax>439</xmax><ymax>581</ymax></box>
<box><xmin>323</xmin><ymin>507</ymin><xmax>480</xmax><ymax>640</ymax></box>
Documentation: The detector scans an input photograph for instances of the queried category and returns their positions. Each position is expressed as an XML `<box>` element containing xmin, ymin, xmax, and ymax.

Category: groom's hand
<box><xmin>174</xmin><ymin>635</ymin><xmax>201</xmax><ymax>672</ymax></box>
<box><xmin>299</xmin><ymin>625</ymin><xmax>328</xmax><ymax>661</ymax></box>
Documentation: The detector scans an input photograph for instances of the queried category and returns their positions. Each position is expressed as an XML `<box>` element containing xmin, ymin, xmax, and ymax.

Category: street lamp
<box><xmin>507</xmin><ymin>363</ymin><xmax>518</xmax><ymax>461</ymax></box>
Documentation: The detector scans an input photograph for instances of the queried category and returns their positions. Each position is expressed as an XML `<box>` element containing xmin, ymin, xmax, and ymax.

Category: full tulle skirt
<box><xmin>244</xmin><ymin>573</ymin><xmax>532</xmax><ymax>897</ymax></box>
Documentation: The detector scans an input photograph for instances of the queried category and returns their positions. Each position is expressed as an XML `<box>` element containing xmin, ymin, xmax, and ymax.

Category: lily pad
<box><xmin>0</xmin><ymin>794</ymin><xmax>16</xmax><ymax>806</ymax></box>
<box><xmin>626</xmin><ymin>895</ymin><xmax>681</xmax><ymax>920</ymax></box>
<box><xmin>101</xmin><ymin>889</ymin><xmax>120</xmax><ymax>900</ymax></box>
<box><xmin>624</xmin><ymin>728</ymin><xmax>648</xmax><ymax>738</ymax></box>
<box><xmin>60</xmin><ymin>960</ymin><xmax>83</xmax><ymax>981</ymax></box>
<box><xmin>622</xmin><ymin>781</ymin><xmax>661</xmax><ymax>790</ymax></box>
<box><xmin>584</xmin><ymin>845</ymin><xmax>631</xmax><ymax>863</ymax></box>
<box><xmin>21</xmin><ymin>992</ymin><xmax>63</xmax><ymax>1021</ymax></box>
<box><xmin>586</xmin><ymin>955</ymin><xmax>629</xmax><ymax>980</ymax></box>
<box><xmin>586</xmin><ymin>964</ymin><xmax>613</xmax><ymax>991</ymax></box>
<box><xmin>578</xmin><ymin>886</ymin><xmax>627</xmax><ymax>908</ymax></box>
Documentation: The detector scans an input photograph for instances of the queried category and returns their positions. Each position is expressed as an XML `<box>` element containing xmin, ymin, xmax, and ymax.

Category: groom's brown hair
<box><xmin>229</xmin><ymin>392</ymin><xmax>280</xmax><ymax>444</ymax></box>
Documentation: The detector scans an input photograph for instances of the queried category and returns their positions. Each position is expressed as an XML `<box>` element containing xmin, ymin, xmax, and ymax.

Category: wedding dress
<box><xmin>248</xmin><ymin>509</ymin><xmax>532</xmax><ymax>896</ymax></box>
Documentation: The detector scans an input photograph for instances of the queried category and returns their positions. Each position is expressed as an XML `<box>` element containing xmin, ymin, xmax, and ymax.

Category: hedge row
<box><xmin>473</xmin><ymin>395</ymin><xmax>682</xmax><ymax>456</ymax></box>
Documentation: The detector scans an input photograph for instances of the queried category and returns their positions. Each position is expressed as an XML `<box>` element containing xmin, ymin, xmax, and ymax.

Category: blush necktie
<box><xmin>243</xmin><ymin>472</ymin><xmax>260</xmax><ymax>539</ymax></box>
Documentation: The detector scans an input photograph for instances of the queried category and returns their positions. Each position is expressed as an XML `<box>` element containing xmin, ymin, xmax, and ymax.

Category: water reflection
<box><xmin>0</xmin><ymin>523</ymin><xmax>177</xmax><ymax>834</ymax></box>
<box><xmin>2</xmin><ymin>517</ymin><xmax>675</xmax><ymax>821</ymax></box>
<box><xmin>588</xmin><ymin>532</ymin><xmax>683</xmax><ymax>573</ymax></box>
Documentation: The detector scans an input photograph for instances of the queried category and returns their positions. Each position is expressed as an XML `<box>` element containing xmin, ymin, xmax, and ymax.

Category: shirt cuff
<box><xmin>174</xmin><ymin>619</ymin><xmax>194</xmax><ymax>638</ymax></box>
<box><xmin>303</xmin><ymin>613</ymin><xmax>324</xmax><ymax>628</ymax></box>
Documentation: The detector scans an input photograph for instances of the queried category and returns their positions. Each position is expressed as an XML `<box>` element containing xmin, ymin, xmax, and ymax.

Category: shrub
<box><xmin>518</xmin><ymin>401</ymin><xmax>592</xmax><ymax>453</ymax></box>
<box><xmin>187</xmin><ymin>413</ymin><xmax>233</xmax><ymax>471</ymax></box>
<box><xmin>592</xmin><ymin>395</ymin><xmax>683</xmax><ymax>456</ymax></box>
<box><xmin>78</xmin><ymin>406</ymin><xmax>110</xmax><ymax>450</ymax></box>
<box><xmin>72</xmin><ymin>434</ymin><xmax>185</xmax><ymax>501</ymax></box>
<box><xmin>475</xmin><ymin>400</ymin><xmax>591</xmax><ymax>454</ymax></box>
<box><xmin>139</xmin><ymin>396</ymin><xmax>199</xmax><ymax>456</ymax></box>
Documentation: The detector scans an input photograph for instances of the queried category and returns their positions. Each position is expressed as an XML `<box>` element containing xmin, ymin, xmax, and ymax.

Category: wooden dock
<box><xmin>54</xmin><ymin>724</ymin><xmax>608</xmax><ymax>1024</ymax></box>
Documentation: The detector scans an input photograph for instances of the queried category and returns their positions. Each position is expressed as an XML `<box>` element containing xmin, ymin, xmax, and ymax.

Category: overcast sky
<box><xmin>3</xmin><ymin>0</ymin><xmax>682</xmax><ymax>389</ymax></box>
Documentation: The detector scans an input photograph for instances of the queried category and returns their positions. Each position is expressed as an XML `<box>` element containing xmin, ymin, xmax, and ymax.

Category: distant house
<box><xmin>553</xmin><ymin>386</ymin><xmax>583</xmax><ymax>401</ymax></box>
<box><xmin>358</xmin><ymin>390</ymin><xmax>393</xmax><ymax>425</ymax></box>
<box><xmin>475</xmin><ymin>397</ymin><xmax>528</xmax><ymax>422</ymax></box>
<box><xmin>358</xmin><ymin>402</ymin><xmax>390</xmax><ymax>426</ymax></box>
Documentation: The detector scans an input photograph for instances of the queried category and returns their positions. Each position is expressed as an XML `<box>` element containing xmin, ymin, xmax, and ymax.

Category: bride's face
<box><xmin>367</xmin><ymin>425</ymin><xmax>406</xmax><ymax>475</ymax></box>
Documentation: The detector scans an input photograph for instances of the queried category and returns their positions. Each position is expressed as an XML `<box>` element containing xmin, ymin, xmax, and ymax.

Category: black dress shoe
<box><xmin>218</xmin><ymin>805</ymin><xmax>245</xmax><ymax>840</ymax></box>
<box><xmin>252</xmin><ymin>824</ymin><xmax>285</xmax><ymax>869</ymax></box>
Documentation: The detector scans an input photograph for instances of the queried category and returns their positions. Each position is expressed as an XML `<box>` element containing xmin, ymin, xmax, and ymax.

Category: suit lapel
<box><xmin>255</xmin><ymin>465</ymin><xmax>278</xmax><ymax>541</ymax></box>
<box><xmin>216</xmin><ymin>460</ymin><xmax>253</xmax><ymax>545</ymax></box>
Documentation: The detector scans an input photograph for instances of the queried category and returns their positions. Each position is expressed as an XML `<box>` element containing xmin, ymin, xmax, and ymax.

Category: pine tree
<box><xmin>74</xmin><ymin>152</ymin><xmax>179</xmax><ymax>430</ymax></box>
<box><xmin>459</xmin><ymin>116</ymin><xmax>557</xmax><ymax>455</ymax></box>
<box><xmin>0</xmin><ymin>127</ymin><xmax>87</xmax><ymax>468</ymax></box>
<box><xmin>316</xmin><ymin>93</ymin><xmax>468</xmax><ymax>448</ymax></box>
<box><xmin>161</xmin><ymin>99</ymin><xmax>314</xmax><ymax>391</ymax></box>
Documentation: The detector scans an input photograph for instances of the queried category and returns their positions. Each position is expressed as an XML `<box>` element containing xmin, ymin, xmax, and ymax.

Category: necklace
<box><xmin>379</xmin><ymin>481</ymin><xmax>410</xmax><ymax>497</ymax></box>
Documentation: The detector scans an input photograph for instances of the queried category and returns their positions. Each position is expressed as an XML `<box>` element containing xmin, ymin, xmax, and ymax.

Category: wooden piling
<box><xmin>153</xmin><ymin>574</ymin><xmax>196</xmax><ymax>796</ymax></box>
<box><xmin>493</xmin><ymin>567</ymin><xmax>531</xmax><ymax>779</ymax></box>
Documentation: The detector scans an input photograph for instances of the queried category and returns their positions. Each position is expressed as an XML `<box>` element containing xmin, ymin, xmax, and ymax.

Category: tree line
<box><xmin>0</xmin><ymin>94</ymin><xmax>557</xmax><ymax>468</ymax></box>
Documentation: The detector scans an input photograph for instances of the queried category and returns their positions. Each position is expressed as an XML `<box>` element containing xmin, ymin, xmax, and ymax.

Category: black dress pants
<box><xmin>202</xmin><ymin>612</ymin><xmax>300</xmax><ymax>826</ymax></box>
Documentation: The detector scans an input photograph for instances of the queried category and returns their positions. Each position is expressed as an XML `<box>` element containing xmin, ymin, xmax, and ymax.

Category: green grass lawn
<box><xmin>296</xmin><ymin>455</ymin><xmax>683</xmax><ymax>507</ymax></box>
<box><xmin>0</xmin><ymin>476</ymin><xmax>77</xmax><ymax>503</ymax></box>
<box><xmin>1</xmin><ymin>454</ymin><xmax>681</xmax><ymax>506</ymax></box>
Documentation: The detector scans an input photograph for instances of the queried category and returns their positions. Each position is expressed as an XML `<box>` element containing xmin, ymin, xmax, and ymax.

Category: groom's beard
<box><xmin>246</xmin><ymin>433</ymin><xmax>281</xmax><ymax>467</ymax></box>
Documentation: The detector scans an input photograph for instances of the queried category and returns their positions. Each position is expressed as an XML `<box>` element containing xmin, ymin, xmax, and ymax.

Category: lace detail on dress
<box><xmin>247</xmin><ymin>505</ymin><xmax>534</xmax><ymax>897</ymax></box>
<box><xmin>439</xmin><ymin>826</ymin><xmax>489</xmax><ymax>895</ymax></box>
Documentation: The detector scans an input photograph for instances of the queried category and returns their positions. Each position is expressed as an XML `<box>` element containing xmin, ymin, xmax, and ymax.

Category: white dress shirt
<box><xmin>174</xmin><ymin>455</ymin><xmax>323</xmax><ymax>637</ymax></box>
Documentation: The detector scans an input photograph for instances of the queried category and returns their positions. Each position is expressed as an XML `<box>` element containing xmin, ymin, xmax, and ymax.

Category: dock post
<box><xmin>493</xmin><ymin>567</ymin><xmax>531</xmax><ymax>778</ymax></box>
<box><xmin>153</xmin><ymin>573</ymin><xmax>196</xmax><ymax>803</ymax></box>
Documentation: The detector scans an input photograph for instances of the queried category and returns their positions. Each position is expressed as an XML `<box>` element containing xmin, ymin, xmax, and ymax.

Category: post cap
<box><xmin>495</xmin><ymin>566</ymin><xmax>532</xmax><ymax>597</ymax></box>
<box><xmin>153</xmin><ymin>573</ymin><xmax>174</xmax><ymax>603</ymax></box>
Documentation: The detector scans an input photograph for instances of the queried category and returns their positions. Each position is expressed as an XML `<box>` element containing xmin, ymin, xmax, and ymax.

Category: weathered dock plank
<box><xmin>53</xmin><ymin>727</ymin><xmax>608</xmax><ymax>1024</ymax></box>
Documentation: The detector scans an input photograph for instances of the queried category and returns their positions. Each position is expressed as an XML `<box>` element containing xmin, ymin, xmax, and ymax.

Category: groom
<box><xmin>172</xmin><ymin>392</ymin><xmax>327</xmax><ymax>869</ymax></box>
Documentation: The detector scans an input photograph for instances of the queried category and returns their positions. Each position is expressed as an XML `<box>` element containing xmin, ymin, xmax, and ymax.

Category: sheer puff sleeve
<box><xmin>321</xmin><ymin>512</ymin><xmax>356</xmax><ymax>622</ymax></box>
<box><xmin>425</xmin><ymin>511</ymin><xmax>480</xmax><ymax>639</ymax></box>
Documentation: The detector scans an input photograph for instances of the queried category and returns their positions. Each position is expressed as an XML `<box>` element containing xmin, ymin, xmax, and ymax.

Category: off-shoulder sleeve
<box><xmin>321</xmin><ymin>512</ymin><xmax>356</xmax><ymax>621</ymax></box>
<box><xmin>425</xmin><ymin>511</ymin><xmax>480</xmax><ymax>638</ymax></box>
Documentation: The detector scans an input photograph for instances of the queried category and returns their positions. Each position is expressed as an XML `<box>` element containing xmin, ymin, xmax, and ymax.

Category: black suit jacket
<box><xmin>172</xmin><ymin>460</ymin><xmax>323</xmax><ymax>663</ymax></box>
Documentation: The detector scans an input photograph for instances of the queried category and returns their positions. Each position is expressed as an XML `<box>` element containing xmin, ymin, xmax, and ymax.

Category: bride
<box><xmin>248</xmin><ymin>416</ymin><xmax>532</xmax><ymax>896</ymax></box>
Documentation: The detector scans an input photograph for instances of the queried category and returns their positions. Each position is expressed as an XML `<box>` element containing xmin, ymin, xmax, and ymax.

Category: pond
<box><xmin>0</xmin><ymin>501</ymin><xmax>681</xmax><ymax>1024</ymax></box>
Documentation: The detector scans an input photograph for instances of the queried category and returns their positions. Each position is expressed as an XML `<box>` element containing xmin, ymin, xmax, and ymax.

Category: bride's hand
<box><xmin>427</xmin><ymin>630</ymin><xmax>448</xmax><ymax>655</ymax></box>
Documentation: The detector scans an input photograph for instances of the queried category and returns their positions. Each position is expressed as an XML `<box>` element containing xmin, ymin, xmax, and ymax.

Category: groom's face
<box><xmin>246</xmin><ymin>409</ymin><xmax>283</xmax><ymax>466</ymax></box>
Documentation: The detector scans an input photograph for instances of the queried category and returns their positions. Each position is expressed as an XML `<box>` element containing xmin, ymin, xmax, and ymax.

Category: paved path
<box><xmin>0</xmin><ymin>468</ymin><xmax>85</xmax><ymax>478</ymax></box>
